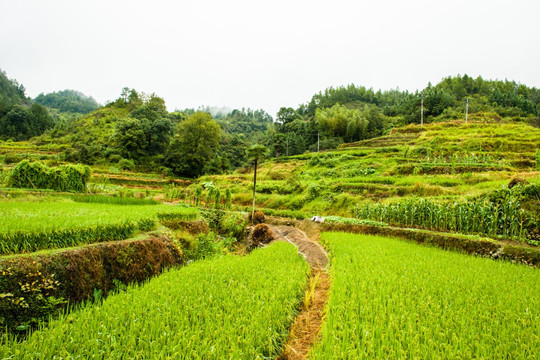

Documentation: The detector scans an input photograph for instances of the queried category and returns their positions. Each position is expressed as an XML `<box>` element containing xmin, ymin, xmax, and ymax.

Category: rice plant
<box><xmin>72</xmin><ymin>194</ymin><xmax>160</xmax><ymax>205</ymax></box>
<box><xmin>0</xmin><ymin>241</ymin><xmax>309</xmax><ymax>359</ymax></box>
<box><xmin>324</xmin><ymin>216</ymin><xmax>387</xmax><ymax>227</ymax></box>
<box><xmin>0</xmin><ymin>201</ymin><xmax>197</xmax><ymax>254</ymax></box>
<box><xmin>311</xmin><ymin>232</ymin><xmax>540</xmax><ymax>359</ymax></box>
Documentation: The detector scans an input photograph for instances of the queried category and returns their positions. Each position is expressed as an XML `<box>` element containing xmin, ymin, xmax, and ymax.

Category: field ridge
<box><xmin>270</xmin><ymin>224</ymin><xmax>330</xmax><ymax>360</ymax></box>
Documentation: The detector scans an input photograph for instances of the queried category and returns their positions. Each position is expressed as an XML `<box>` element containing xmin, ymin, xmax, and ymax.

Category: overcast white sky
<box><xmin>1</xmin><ymin>0</ymin><xmax>539</xmax><ymax>117</ymax></box>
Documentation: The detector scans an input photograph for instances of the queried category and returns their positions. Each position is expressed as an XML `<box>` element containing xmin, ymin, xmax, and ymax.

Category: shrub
<box><xmin>8</xmin><ymin>160</ymin><xmax>90</xmax><ymax>192</ymax></box>
<box><xmin>307</xmin><ymin>183</ymin><xmax>321</xmax><ymax>200</ymax></box>
<box><xmin>251</xmin><ymin>224</ymin><xmax>274</xmax><ymax>245</ymax></box>
<box><xmin>157</xmin><ymin>212</ymin><xmax>198</xmax><ymax>221</ymax></box>
<box><xmin>3</xmin><ymin>154</ymin><xmax>21</xmax><ymax>164</ymax></box>
<box><xmin>117</xmin><ymin>158</ymin><xmax>135</xmax><ymax>171</ymax></box>
<box><xmin>248</xmin><ymin>210</ymin><xmax>265</xmax><ymax>224</ymax></box>
<box><xmin>199</xmin><ymin>209</ymin><xmax>224</xmax><ymax>230</ymax></box>
<box><xmin>185</xmin><ymin>232</ymin><xmax>219</xmax><ymax>261</ymax></box>
<box><xmin>220</xmin><ymin>212</ymin><xmax>247</xmax><ymax>239</ymax></box>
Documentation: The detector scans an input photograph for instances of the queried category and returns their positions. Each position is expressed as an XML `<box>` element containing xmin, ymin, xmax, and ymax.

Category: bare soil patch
<box><xmin>269</xmin><ymin>225</ymin><xmax>328</xmax><ymax>269</ymax></box>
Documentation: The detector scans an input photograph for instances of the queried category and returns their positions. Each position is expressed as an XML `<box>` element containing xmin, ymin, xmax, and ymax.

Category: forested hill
<box><xmin>0</xmin><ymin>70</ymin><xmax>53</xmax><ymax>141</ymax></box>
<box><xmin>1</xmin><ymin>68</ymin><xmax>539</xmax><ymax>178</ymax></box>
<box><xmin>34</xmin><ymin>89</ymin><xmax>100</xmax><ymax>114</ymax></box>
<box><xmin>303</xmin><ymin>75</ymin><xmax>540</xmax><ymax>120</ymax></box>
<box><xmin>0</xmin><ymin>69</ymin><xmax>98</xmax><ymax>141</ymax></box>
<box><xmin>0</xmin><ymin>69</ymin><xmax>30</xmax><ymax>111</ymax></box>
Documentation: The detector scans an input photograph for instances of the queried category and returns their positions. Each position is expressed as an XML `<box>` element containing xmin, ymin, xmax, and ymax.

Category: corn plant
<box><xmin>225</xmin><ymin>188</ymin><xmax>232</xmax><ymax>209</ymax></box>
<box><xmin>353</xmin><ymin>198</ymin><xmax>531</xmax><ymax>241</ymax></box>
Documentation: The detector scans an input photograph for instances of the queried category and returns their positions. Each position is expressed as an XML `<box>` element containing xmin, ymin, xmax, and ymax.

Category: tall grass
<box><xmin>0</xmin><ymin>242</ymin><xmax>309</xmax><ymax>359</ymax></box>
<box><xmin>353</xmin><ymin>198</ymin><xmax>530</xmax><ymax>241</ymax></box>
<box><xmin>311</xmin><ymin>233</ymin><xmax>540</xmax><ymax>359</ymax></box>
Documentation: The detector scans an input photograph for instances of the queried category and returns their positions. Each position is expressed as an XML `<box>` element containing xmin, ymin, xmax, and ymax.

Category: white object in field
<box><xmin>311</xmin><ymin>216</ymin><xmax>325</xmax><ymax>223</ymax></box>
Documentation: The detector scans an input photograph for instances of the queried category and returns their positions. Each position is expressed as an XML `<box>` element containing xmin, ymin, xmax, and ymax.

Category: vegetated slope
<box><xmin>196</xmin><ymin>121</ymin><xmax>539</xmax><ymax>211</ymax></box>
<box><xmin>187</xmin><ymin>120</ymin><xmax>540</xmax><ymax>243</ymax></box>
<box><xmin>0</xmin><ymin>241</ymin><xmax>309</xmax><ymax>359</ymax></box>
<box><xmin>310</xmin><ymin>232</ymin><xmax>540</xmax><ymax>359</ymax></box>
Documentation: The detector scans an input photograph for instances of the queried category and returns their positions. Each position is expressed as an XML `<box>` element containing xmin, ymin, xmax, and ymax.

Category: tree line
<box><xmin>1</xmin><ymin>69</ymin><xmax>539</xmax><ymax>177</ymax></box>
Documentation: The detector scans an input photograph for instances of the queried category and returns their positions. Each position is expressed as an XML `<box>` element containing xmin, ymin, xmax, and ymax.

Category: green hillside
<box><xmin>188</xmin><ymin>121</ymin><xmax>540</xmax><ymax>243</ymax></box>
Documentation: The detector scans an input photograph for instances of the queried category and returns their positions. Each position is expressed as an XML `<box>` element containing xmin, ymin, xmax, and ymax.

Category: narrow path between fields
<box><xmin>268</xmin><ymin>225</ymin><xmax>330</xmax><ymax>360</ymax></box>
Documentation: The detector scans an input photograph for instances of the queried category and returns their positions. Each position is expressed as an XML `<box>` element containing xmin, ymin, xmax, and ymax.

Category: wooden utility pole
<box><xmin>251</xmin><ymin>159</ymin><xmax>257</xmax><ymax>222</ymax></box>
<box><xmin>420</xmin><ymin>95</ymin><xmax>424</xmax><ymax>128</ymax></box>
<box><xmin>465</xmin><ymin>98</ymin><xmax>469</xmax><ymax>123</ymax></box>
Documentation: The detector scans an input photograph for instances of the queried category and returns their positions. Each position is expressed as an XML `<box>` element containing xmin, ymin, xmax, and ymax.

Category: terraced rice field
<box><xmin>311</xmin><ymin>232</ymin><xmax>540</xmax><ymax>359</ymax></box>
<box><xmin>0</xmin><ymin>241</ymin><xmax>309</xmax><ymax>359</ymax></box>
<box><xmin>0</xmin><ymin>200</ymin><xmax>197</xmax><ymax>254</ymax></box>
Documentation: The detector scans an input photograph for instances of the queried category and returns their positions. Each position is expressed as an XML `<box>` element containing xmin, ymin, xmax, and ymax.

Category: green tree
<box><xmin>246</xmin><ymin>144</ymin><xmax>268</xmax><ymax>223</ymax></box>
<box><xmin>113</xmin><ymin>117</ymin><xmax>149</xmax><ymax>159</ymax></box>
<box><xmin>272</xmin><ymin>132</ymin><xmax>286</xmax><ymax>161</ymax></box>
<box><xmin>276</xmin><ymin>107</ymin><xmax>301</xmax><ymax>125</ymax></box>
<box><xmin>0</xmin><ymin>103</ymin><xmax>53</xmax><ymax>140</ymax></box>
<box><xmin>166</xmin><ymin>112</ymin><xmax>221</xmax><ymax>177</ymax></box>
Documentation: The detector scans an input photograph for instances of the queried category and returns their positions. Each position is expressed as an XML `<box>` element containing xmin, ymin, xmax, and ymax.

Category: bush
<box><xmin>220</xmin><ymin>212</ymin><xmax>247</xmax><ymax>239</ymax></box>
<box><xmin>117</xmin><ymin>158</ymin><xmax>135</xmax><ymax>171</ymax></box>
<box><xmin>251</xmin><ymin>224</ymin><xmax>274</xmax><ymax>245</ymax></box>
<box><xmin>185</xmin><ymin>232</ymin><xmax>219</xmax><ymax>261</ymax></box>
<box><xmin>8</xmin><ymin>160</ymin><xmax>90</xmax><ymax>192</ymax></box>
<box><xmin>3</xmin><ymin>154</ymin><xmax>22</xmax><ymax>164</ymax></box>
<box><xmin>307</xmin><ymin>183</ymin><xmax>321</xmax><ymax>200</ymax></box>
<box><xmin>248</xmin><ymin>210</ymin><xmax>265</xmax><ymax>224</ymax></box>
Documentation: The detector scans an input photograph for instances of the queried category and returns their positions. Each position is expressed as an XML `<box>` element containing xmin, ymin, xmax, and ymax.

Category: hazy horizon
<box><xmin>1</xmin><ymin>0</ymin><xmax>539</xmax><ymax>117</ymax></box>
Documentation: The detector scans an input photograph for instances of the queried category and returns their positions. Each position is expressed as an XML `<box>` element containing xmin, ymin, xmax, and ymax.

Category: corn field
<box><xmin>0</xmin><ymin>241</ymin><xmax>309</xmax><ymax>359</ymax></box>
<box><xmin>311</xmin><ymin>233</ymin><xmax>540</xmax><ymax>359</ymax></box>
<box><xmin>353</xmin><ymin>198</ymin><xmax>529</xmax><ymax>240</ymax></box>
<box><xmin>0</xmin><ymin>201</ymin><xmax>197</xmax><ymax>254</ymax></box>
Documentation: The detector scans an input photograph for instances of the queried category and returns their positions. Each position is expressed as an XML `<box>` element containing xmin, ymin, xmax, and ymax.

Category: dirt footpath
<box><xmin>268</xmin><ymin>224</ymin><xmax>330</xmax><ymax>360</ymax></box>
<box><xmin>268</xmin><ymin>225</ymin><xmax>328</xmax><ymax>270</ymax></box>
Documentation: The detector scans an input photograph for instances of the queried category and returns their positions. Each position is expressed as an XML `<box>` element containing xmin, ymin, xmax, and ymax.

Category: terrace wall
<box><xmin>0</xmin><ymin>234</ymin><xmax>182</xmax><ymax>332</ymax></box>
